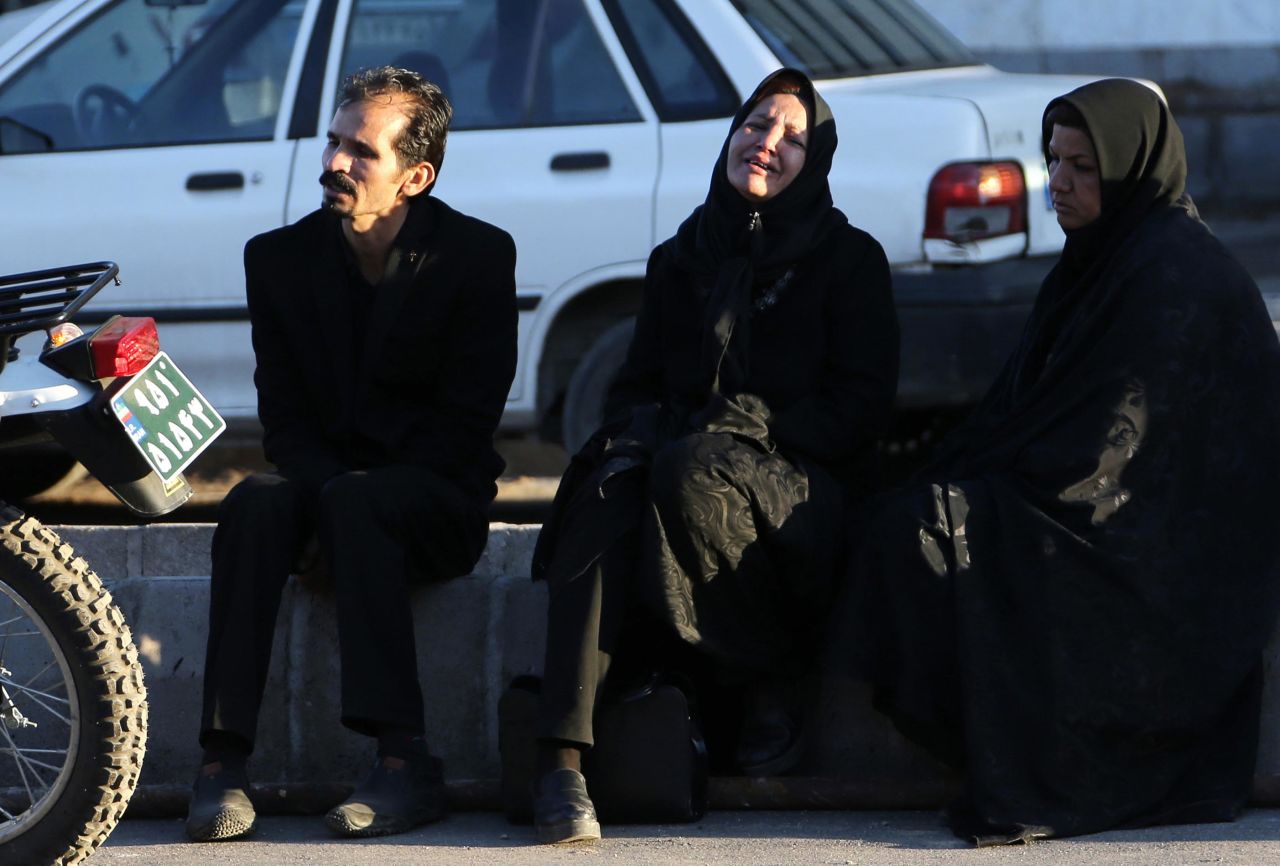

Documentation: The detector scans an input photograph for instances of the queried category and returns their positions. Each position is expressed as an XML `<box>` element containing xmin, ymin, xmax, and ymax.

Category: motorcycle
<box><xmin>0</xmin><ymin>262</ymin><xmax>223</xmax><ymax>865</ymax></box>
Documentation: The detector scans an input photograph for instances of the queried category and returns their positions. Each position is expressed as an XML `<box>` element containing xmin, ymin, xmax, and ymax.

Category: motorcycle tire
<box><xmin>0</xmin><ymin>503</ymin><xmax>147</xmax><ymax>866</ymax></box>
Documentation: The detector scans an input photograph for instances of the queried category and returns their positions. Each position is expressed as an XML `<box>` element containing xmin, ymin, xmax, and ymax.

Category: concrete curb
<box><xmin>45</xmin><ymin>523</ymin><xmax>1280</xmax><ymax>813</ymax></box>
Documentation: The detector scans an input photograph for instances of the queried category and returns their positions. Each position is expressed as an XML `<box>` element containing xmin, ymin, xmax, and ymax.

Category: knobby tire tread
<box><xmin>0</xmin><ymin>502</ymin><xmax>148</xmax><ymax>866</ymax></box>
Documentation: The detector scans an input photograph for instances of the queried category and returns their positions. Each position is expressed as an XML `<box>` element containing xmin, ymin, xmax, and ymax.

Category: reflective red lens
<box><xmin>89</xmin><ymin>316</ymin><xmax>159</xmax><ymax>377</ymax></box>
<box><xmin>924</xmin><ymin>161</ymin><xmax>1027</xmax><ymax>241</ymax></box>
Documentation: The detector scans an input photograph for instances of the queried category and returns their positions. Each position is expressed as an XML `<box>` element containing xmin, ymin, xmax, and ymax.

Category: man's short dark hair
<box><xmin>338</xmin><ymin>66</ymin><xmax>452</xmax><ymax>182</ymax></box>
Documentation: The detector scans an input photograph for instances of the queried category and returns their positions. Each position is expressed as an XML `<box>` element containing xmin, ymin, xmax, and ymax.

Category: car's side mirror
<box><xmin>0</xmin><ymin>116</ymin><xmax>53</xmax><ymax>154</ymax></box>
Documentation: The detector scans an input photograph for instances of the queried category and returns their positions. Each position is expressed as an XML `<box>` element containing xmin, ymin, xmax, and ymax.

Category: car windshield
<box><xmin>729</xmin><ymin>0</ymin><xmax>975</xmax><ymax>79</ymax></box>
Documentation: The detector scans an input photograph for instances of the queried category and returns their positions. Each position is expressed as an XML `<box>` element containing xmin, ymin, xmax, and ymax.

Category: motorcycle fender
<box><xmin>35</xmin><ymin>383</ymin><xmax>192</xmax><ymax>517</ymax></box>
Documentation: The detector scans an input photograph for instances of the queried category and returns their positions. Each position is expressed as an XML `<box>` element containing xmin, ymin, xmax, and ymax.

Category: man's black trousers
<box><xmin>199</xmin><ymin>467</ymin><xmax>486</xmax><ymax>751</ymax></box>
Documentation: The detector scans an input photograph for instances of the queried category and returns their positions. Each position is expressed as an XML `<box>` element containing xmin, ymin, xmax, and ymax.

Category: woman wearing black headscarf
<box><xmin>530</xmin><ymin>69</ymin><xmax>898</xmax><ymax>843</ymax></box>
<box><xmin>838</xmin><ymin>78</ymin><xmax>1280</xmax><ymax>843</ymax></box>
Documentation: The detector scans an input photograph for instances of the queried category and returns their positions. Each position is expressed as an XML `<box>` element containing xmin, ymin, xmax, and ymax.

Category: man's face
<box><xmin>320</xmin><ymin>95</ymin><xmax>428</xmax><ymax>221</ymax></box>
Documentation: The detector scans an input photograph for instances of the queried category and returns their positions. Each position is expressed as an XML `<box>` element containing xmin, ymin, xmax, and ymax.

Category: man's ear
<box><xmin>401</xmin><ymin>161</ymin><xmax>436</xmax><ymax>197</ymax></box>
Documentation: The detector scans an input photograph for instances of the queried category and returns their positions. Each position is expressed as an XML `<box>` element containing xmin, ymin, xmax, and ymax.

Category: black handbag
<box><xmin>498</xmin><ymin>673</ymin><xmax>709</xmax><ymax>824</ymax></box>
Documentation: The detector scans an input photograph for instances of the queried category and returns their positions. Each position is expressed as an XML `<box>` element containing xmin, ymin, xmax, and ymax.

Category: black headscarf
<box><xmin>663</xmin><ymin>68</ymin><xmax>847</xmax><ymax>396</ymax></box>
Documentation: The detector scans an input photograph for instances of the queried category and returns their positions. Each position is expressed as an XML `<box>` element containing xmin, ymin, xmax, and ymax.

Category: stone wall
<box><xmin>34</xmin><ymin>523</ymin><xmax>1280</xmax><ymax>815</ymax></box>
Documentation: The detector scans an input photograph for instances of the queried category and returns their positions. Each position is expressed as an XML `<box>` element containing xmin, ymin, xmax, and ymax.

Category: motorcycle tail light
<box><xmin>89</xmin><ymin>316</ymin><xmax>159</xmax><ymax>377</ymax></box>
<box><xmin>924</xmin><ymin>161</ymin><xmax>1027</xmax><ymax>242</ymax></box>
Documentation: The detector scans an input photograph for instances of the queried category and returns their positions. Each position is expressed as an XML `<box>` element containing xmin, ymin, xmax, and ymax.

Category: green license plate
<box><xmin>110</xmin><ymin>351</ymin><xmax>226</xmax><ymax>483</ymax></box>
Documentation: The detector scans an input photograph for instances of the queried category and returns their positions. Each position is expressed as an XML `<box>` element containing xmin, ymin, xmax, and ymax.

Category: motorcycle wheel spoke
<box><xmin>0</xmin><ymin>678</ymin><xmax>72</xmax><ymax>721</ymax></box>
<box><xmin>10</xmin><ymin>668</ymin><xmax>69</xmax><ymax>702</ymax></box>
<box><xmin>0</xmin><ymin>751</ymin><xmax>64</xmax><ymax>773</ymax></box>
<box><xmin>22</xmin><ymin>658</ymin><xmax>63</xmax><ymax>692</ymax></box>
<box><xmin>0</xmin><ymin>658</ymin><xmax>63</xmax><ymax>691</ymax></box>
<box><xmin>0</xmin><ymin>569</ymin><xmax>103</xmax><ymax>844</ymax></box>
<box><xmin>0</xmin><ymin>723</ymin><xmax>40</xmax><ymax>806</ymax></box>
<box><xmin>12</xmin><ymin>753</ymin><xmax>51</xmax><ymax>800</ymax></box>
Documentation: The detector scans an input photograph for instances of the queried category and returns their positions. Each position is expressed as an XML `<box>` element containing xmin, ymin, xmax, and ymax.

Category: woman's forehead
<box><xmin>1049</xmin><ymin>124</ymin><xmax>1095</xmax><ymax>156</ymax></box>
<box><xmin>746</xmin><ymin>93</ymin><xmax>809</xmax><ymax>128</ymax></box>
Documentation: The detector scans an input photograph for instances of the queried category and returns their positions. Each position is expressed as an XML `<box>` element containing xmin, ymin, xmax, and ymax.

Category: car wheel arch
<box><xmin>529</xmin><ymin>273</ymin><xmax>644</xmax><ymax>444</ymax></box>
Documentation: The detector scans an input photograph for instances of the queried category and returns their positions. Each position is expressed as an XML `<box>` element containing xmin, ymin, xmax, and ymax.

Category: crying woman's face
<box><xmin>725</xmin><ymin>92</ymin><xmax>810</xmax><ymax>203</ymax></box>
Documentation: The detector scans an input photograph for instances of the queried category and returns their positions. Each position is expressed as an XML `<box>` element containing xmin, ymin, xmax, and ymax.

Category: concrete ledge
<box><xmin>48</xmin><ymin>523</ymin><xmax>1280</xmax><ymax>811</ymax></box>
<box><xmin>53</xmin><ymin>523</ymin><xmax>544</xmax><ymax>795</ymax></box>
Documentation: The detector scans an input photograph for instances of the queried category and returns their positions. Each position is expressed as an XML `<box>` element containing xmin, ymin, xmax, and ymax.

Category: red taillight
<box><xmin>89</xmin><ymin>316</ymin><xmax>159</xmax><ymax>377</ymax></box>
<box><xmin>924</xmin><ymin>161</ymin><xmax>1026</xmax><ymax>242</ymax></box>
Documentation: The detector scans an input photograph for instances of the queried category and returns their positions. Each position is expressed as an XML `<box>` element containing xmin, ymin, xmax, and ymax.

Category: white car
<box><xmin>0</xmin><ymin>0</ymin><xmax>1096</xmax><ymax>466</ymax></box>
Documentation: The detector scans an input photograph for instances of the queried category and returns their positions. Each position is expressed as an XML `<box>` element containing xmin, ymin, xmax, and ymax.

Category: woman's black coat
<box><xmin>840</xmin><ymin>78</ymin><xmax>1280</xmax><ymax>843</ymax></box>
<box><xmin>608</xmin><ymin>222</ymin><xmax>897</xmax><ymax>484</ymax></box>
<box><xmin>533</xmin><ymin>69</ymin><xmax>899</xmax><ymax>675</ymax></box>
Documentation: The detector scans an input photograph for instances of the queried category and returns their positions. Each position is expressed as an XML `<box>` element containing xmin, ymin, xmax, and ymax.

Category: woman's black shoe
<box><xmin>324</xmin><ymin>753</ymin><xmax>448</xmax><ymax>837</ymax></box>
<box><xmin>735</xmin><ymin>680</ymin><xmax>805</xmax><ymax>777</ymax></box>
<box><xmin>533</xmin><ymin>768</ymin><xmax>601</xmax><ymax>844</ymax></box>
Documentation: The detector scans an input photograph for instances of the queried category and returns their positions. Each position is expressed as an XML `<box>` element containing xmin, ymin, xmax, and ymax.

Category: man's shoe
<box><xmin>324</xmin><ymin>753</ymin><xmax>448</xmax><ymax>838</ymax></box>
<box><xmin>533</xmin><ymin>768</ymin><xmax>601</xmax><ymax>844</ymax></box>
<box><xmin>185</xmin><ymin>762</ymin><xmax>256</xmax><ymax>842</ymax></box>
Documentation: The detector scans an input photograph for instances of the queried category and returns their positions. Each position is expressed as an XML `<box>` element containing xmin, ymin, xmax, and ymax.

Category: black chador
<box><xmin>836</xmin><ymin>78</ymin><xmax>1280</xmax><ymax>843</ymax></box>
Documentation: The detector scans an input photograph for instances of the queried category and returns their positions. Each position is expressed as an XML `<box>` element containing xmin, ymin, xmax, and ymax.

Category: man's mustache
<box><xmin>319</xmin><ymin>170</ymin><xmax>356</xmax><ymax>194</ymax></box>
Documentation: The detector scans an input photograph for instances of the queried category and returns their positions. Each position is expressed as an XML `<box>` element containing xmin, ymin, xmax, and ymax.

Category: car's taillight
<box><xmin>89</xmin><ymin>316</ymin><xmax>159</xmax><ymax>377</ymax></box>
<box><xmin>924</xmin><ymin>161</ymin><xmax>1026</xmax><ymax>242</ymax></box>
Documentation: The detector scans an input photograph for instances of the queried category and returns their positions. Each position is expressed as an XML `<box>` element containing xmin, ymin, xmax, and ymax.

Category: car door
<box><xmin>600</xmin><ymin>0</ymin><xmax>741</xmax><ymax>241</ymax></box>
<box><xmin>0</xmin><ymin>0</ymin><xmax>321</xmax><ymax>421</ymax></box>
<box><xmin>282</xmin><ymin>0</ymin><xmax>659</xmax><ymax>416</ymax></box>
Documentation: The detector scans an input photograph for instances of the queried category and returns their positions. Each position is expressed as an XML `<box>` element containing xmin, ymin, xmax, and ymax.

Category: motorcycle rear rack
<box><xmin>0</xmin><ymin>262</ymin><xmax>119</xmax><ymax>375</ymax></box>
<box><xmin>0</xmin><ymin>262</ymin><xmax>119</xmax><ymax>338</ymax></box>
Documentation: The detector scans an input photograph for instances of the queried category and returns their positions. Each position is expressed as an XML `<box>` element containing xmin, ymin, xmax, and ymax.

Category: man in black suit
<box><xmin>186</xmin><ymin>67</ymin><xmax>517</xmax><ymax>841</ymax></box>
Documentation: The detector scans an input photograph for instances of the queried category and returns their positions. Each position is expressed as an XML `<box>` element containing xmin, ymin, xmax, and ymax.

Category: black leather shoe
<box><xmin>735</xmin><ymin>679</ymin><xmax>805</xmax><ymax>777</ymax></box>
<box><xmin>186</xmin><ymin>763</ymin><xmax>256</xmax><ymax>842</ymax></box>
<box><xmin>534</xmin><ymin>768</ymin><xmax>601</xmax><ymax>844</ymax></box>
<box><xmin>324</xmin><ymin>753</ymin><xmax>448</xmax><ymax>838</ymax></box>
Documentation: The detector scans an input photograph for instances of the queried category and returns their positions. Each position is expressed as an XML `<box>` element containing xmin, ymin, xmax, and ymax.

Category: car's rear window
<box><xmin>729</xmin><ymin>0</ymin><xmax>975</xmax><ymax>79</ymax></box>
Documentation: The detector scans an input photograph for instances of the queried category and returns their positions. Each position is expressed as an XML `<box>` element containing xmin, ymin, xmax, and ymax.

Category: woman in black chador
<box><xmin>530</xmin><ymin>68</ymin><xmax>898</xmax><ymax>843</ymax></box>
<box><xmin>838</xmin><ymin>78</ymin><xmax>1280</xmax><ymax>844</ymax></box>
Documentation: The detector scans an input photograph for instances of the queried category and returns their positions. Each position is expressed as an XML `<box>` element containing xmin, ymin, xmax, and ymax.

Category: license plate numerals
<box><xmin>133</xmin><ymin>399</ymin><xmax>217</xmax><ymax>476</ymax></box>
<box><xmin>111</xmin><ymin>352</ymin><xmax>225</xmax><ymax>482</ymax></box>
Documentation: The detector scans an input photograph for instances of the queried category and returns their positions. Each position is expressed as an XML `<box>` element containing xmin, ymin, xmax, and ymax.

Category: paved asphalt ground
<box><xmin>96</xmin><ymin>809</ymin><xmax>1280</xmax><ymax>865</ymax></box>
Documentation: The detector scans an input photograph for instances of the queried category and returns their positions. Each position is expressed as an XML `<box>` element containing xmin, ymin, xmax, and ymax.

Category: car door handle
<box><xmin>186</xmin><ymin>171</ymin><xmax>245</xmax><ymax>191</ymax></box>
<box><xmin>549</xmin><ymin>152</ymin><xmax>610</xmax><ymax>172</ymax></box>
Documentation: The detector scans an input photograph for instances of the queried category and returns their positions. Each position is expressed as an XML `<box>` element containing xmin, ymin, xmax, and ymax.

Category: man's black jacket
<box><xmin>244</xmin><ymin>196</ymin><xmax>517</xmax><ymax>507</ymax></box>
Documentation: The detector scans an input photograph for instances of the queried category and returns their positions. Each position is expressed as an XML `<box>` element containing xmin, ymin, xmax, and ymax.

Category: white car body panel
<box><xmin>279</xmin><ymin>0</ymin><xmax>661</xmax><ymax>421</ymax></box>
<box><xmin>659</xmin><ymin>1</ymin><xmax>1101</xmax><ymax>262</ymax></box>
<box><xmin>5</xmin><ymin>140</ymin><xmax>299</xmax><ymax>417</ymax></box>
<box><xmin>652</xmin><ymin>116</ymin><xmax>731</xmax><ymax>252</ymax></box>
<box><xmin>842</xmin><ymin>65</ymin><xmax>1155</xmax><ymax>255</ymax></box>
<box><xmin>1</xmin><ymin>0</ymin><xmax>320</xmax><ymax>420</ymax></box>
<box><xmin>0</xmin><ymin>0</ymin><xmax>1110</xmax><ymax>439</ymax></box>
